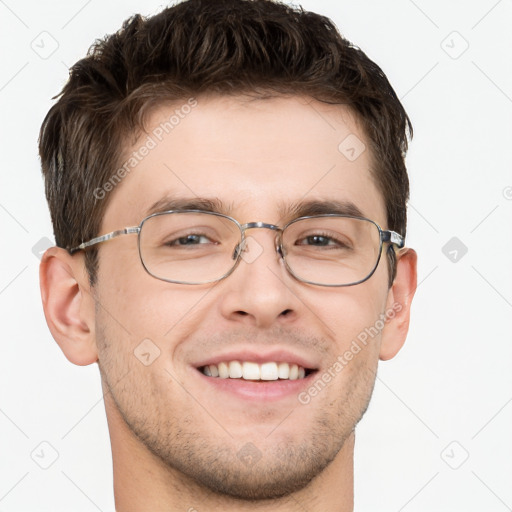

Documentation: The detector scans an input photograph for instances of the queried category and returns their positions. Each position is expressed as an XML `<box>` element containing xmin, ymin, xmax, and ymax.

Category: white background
<box><xmin>0</xmin><ymin>0</ymin><xmax>511</xmax><ymax>510</ymax></box>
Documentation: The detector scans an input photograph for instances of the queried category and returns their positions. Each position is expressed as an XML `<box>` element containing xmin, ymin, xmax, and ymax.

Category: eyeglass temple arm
<box><xmin>382</xmin><ymin>230</ymin><xmax>405</xmax><ymax>249</ymax></box>
<box><xmin>69</xmin><ymin>227</ymin><xmax>140</xmax><ymax>254</ymax></box>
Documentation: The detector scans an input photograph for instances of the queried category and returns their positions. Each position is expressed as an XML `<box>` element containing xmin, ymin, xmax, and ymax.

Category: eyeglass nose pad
<box><xmin>232</xmin><ymin>239</ymin><xmax>247</xmax><ymax>260</ymax></box>
<box><xmin>276</xmin><ymin>242</ymin><xmax>285</xmax><ymax>259</ymax></box>
<box><xmin>274</xmin><ymin>231</ymin><xmax>286</xmax><ymax>260</ymax></box>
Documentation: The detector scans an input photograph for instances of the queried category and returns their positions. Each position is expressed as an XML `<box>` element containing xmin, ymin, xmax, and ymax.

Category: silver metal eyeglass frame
<box><xmin>69</xmin><ymin>209</ymin><xmax>405</xmax><ymax>287</ymax></box>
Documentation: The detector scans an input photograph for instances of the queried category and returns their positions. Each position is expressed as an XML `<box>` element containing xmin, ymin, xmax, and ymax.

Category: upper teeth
<box><xmin>201</xmin><ymin>361</ymin><xmax>307</xmax><ymax>380</ymax></box>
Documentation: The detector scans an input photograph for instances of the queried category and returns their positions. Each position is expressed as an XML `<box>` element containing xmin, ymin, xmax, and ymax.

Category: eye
<box><xmin>166</xmin><ymin>234</ymin><xmax>213</xmax><ymax>246</ymax></box>
<box><xmin>299</xmin><ymin>235</ymin><xmax>337</xmax><ymax>246</ymax></box>
<box><xmin>296</xmin><ymin>234</ymin><xmax>350</xmax><ymax>248</ymax></box>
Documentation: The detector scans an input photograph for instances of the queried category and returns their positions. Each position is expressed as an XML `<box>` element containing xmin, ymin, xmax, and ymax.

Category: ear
<box><xmin>39</xmin><ymin>247</ymin><xmax>98</xmax><ymax>366</ymax></box>
<box><xmin>379</xmin><ymin>248</ymin><xmax>417</xmax><ymax>361</ymax></box>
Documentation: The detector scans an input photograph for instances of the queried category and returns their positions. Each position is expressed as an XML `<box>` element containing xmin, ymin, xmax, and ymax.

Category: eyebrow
<box><xmin>144</xmin><ymin>196</ymin><xmax>366</xmax><ymax>221</ymax></box>
<box><xmin>145</xmin><ymin>196</ymin><xmax>233</xmax><ymax>216</ymax></box>
<box><xmin>279</xmin><ymin>199</ymin><xmax>366</xmax><ymax>221</ymax></box>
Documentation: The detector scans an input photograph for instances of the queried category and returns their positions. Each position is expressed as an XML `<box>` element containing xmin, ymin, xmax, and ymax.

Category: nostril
<box><xmin>280</xmin><ymin>309</ymin><xmax>292</xmax><ymax>317</ymax></box>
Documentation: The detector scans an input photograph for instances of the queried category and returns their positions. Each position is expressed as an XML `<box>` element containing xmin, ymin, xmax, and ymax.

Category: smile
<box><xmin>200</xmin><ymin>361</ymin><xmax>313</xmax><ymax>381</ymax></box>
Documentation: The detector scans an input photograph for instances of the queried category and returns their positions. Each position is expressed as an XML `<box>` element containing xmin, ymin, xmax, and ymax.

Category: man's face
<box><xmin>93</xmin><ymin>95</ymin><xmax>396</xmax><ymax>499</ymax></box>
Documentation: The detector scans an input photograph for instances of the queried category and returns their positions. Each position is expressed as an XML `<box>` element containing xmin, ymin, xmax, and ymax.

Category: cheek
<box><xmin>96</xmin><ymin>244</ymin><xmax>175</xmax><ymax>338</ymax></box>
<box><xmin>310</xmin><ymin>275</ymin><xmax>389</xmax><ymax>347</ymax></box>
<box><xmin>96</xmin><ymin>251</ymin><xmax>218</xmax><ymax>364</ymax></box>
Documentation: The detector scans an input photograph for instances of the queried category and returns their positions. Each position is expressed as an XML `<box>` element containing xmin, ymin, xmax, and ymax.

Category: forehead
<box><xmin>101</xmin><ymin>95</ymin><xmax>386</xmax><ymax>229</ymax></box>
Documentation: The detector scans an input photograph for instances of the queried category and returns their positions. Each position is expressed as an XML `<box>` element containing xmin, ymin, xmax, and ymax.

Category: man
<box><xmin>39</xmin><ymin>0</ymin><xmax>417</xmax><ymax>510</ymax></box>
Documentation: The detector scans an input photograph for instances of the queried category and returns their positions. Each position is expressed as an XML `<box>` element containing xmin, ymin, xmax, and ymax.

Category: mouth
<box><xmin>198</xmin><ymin>360</ymin><xmax>315</xmax><ymax>381</ymax></box>
<box><xmin>191</xmin><ymin>346</ymin><xmax>320</xmax><ymax>404</ymax></box>
<box><xmin>192</xmin><ymin>351</ymin><xmax>320</xmax><ymax>402</ymax></box>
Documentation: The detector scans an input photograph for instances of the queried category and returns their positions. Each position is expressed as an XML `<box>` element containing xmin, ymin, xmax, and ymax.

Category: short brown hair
<box><xmin>39</xmin><ymin>0</ymin><xmax>412</xmax><ymax>286</ymax></box>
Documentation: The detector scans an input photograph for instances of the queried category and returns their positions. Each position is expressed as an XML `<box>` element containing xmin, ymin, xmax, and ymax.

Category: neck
<box><xmin>106</xmin><ymin>399</ymin><xmax>354</xmax><ymax>512</ymax></box>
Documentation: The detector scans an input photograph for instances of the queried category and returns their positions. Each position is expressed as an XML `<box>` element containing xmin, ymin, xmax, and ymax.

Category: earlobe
<box><xmin>379</xmin><ymin>248</ymin><xmax>417</xmax><ymax>361</ymax></box>
<box><xmin>39</xmin><ymin>247</ymin><xmax>98</xmax><ymax>366</ymax></box>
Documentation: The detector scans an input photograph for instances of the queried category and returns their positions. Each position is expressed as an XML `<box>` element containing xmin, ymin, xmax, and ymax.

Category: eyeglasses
<box><xmin>70</xmin><ymin>210</ymin><xmax>404</xmax><ymax>286</ymax></box>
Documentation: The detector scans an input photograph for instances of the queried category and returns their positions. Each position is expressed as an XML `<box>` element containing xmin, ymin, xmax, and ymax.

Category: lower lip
<box><xmin>194</xmin><ymin>368</ymin><xmax>318</xmax><ymax>402</ymax></box>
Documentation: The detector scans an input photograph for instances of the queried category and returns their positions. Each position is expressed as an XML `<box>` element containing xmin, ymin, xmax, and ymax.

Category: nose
<box><xmin>217</xmin><ymin>231</ymin><xmax>300</xmax><ymax>329</ymax></box>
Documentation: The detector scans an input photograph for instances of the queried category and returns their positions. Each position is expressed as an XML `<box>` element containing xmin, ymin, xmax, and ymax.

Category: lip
<box><xmin>191</xmin><ymin>348</ymin><xmax>320</xmax><ymax>403</ymax></box>
<box><xmin>192</xmin><ymin>348</ymin><xmax>319</xmax><ymax>370</ymax></box>
<box><xmin>194</xmin><ymin>367</ymin><xmax>319</xmax><ymax>402</ymax></box>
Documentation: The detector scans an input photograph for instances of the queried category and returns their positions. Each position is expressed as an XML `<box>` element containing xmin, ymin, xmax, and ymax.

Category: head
<box><xmin>39</xmin><ymin>0</ymin><xmax>417</xmax><ymax>502</ymax></box>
